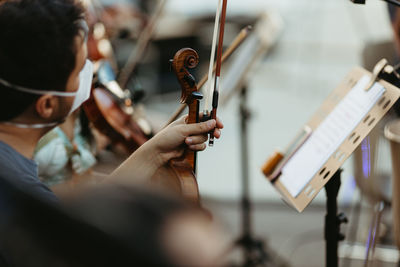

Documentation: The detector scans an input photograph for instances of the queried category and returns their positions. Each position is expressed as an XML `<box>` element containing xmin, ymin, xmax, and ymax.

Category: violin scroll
<box><xmin>171</xmin><ymin>48</ymin><xmax>201</xmax><ymax>111</ymax></box>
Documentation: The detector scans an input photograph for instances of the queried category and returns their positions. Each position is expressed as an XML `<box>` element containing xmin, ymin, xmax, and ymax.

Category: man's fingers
<box><xmin>213</xmin><ymin>128</ymin><xmax>222</xmax><ymax>139</ymax></box>
<box><xmin>198</xmin><ymin>114</ymin><xmax>223</xmax><ymax>129</ymax></box>
<box><xmin>215</xmin><ymin>117</ymin><xmax>224</xmax><ymax>129</ymax></box>
<box><xmin>173</xmin><ymin>115</ymin><xmax>223</xmax><ymax>134</ymax></box>
<box><xmin>188</xmin><ymin>143</ymin><xmax>207</xmax><ymax>151</ymax></box>
<box><xmin>185</xmin><ymin>134</ymin><xmax>208</xmax><ymax>145</ymax></box>
<box><xmin>180</xmin><ymin>119</ymin><xmax>216</xmax><ymax>136</ymax></box>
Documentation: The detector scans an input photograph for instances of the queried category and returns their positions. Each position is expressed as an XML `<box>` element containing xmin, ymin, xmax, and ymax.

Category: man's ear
<box><xmin>35</xmin><ymin>95</ymin><xmax>58</xmax><ymax>119</ymax></box>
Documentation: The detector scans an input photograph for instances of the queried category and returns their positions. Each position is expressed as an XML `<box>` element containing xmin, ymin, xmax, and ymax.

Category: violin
<box><xmin>152</xmin><ymin>48</ymin><xmax>203</xmax><ymax>204</ymax></box>
<box><xmin>153</xmin><ymin>1</ymin><xmax>228</xmax><ymax>203</ymax></box>
<box><xmin>83</xmin><ymin>61</ymin><xmax>151</xmax><ymax>153</ymax></box>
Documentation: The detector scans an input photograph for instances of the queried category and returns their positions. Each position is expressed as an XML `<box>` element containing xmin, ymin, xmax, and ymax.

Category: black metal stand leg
<box><xmin>235</xmin><ymin>85</ymin><xmax>270</xmax><ymax>266</ymax></box>
<box><xmin>232</xmin><ymin>85</ymin><xmax>289</xmax><ymax>267</ymax></box>
<box><xmin>240</xmin><ymin>85</ymin><xmax>251</xmax><ymax>243</ymax></box>
<box><xmin>325</xmin><ymin>169</ymin><xmax>348</xmax><ymax>267</ymax></box>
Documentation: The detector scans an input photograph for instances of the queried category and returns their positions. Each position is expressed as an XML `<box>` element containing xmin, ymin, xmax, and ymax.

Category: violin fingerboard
<box><xmin>185</xmin><ymin>99</ymin><xmax>200</xmax><ymax>171</ymax></box>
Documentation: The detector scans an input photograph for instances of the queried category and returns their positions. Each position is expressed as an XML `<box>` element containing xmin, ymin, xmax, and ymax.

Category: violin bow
<box><xmin>207</xmin><ymin>0</ymin><xmax>228</xmax><ymax>146</ymax></box>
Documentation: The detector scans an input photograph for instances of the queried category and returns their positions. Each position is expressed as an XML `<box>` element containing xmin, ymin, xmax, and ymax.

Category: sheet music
<box><xmin>280</xmin><ymin>75</ymin><xmax>386</xmax><ymax>197</ymax></box>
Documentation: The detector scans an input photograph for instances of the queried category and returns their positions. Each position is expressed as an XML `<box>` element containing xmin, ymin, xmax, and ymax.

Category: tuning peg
<box><xmin>184</xmin><ymin>74</ymin><xmax>196</xmax><ymax>88</ymax></box>
<box><xmin>191</xmin><ymin>91</ymin><xmax>203</xmax><ymax>100</ymax></box>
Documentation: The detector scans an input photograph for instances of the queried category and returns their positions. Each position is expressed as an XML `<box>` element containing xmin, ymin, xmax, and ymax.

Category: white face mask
<box><xmin>0</xmin><ymin>59</ymin><xmax>93</xmax><ymax>129</ymax></box>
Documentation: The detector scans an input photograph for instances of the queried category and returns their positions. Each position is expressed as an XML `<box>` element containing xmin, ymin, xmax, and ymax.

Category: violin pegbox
<box><xmin>171</xmin><ymin>48</ymin><xmax>203</xmax><ymax>125</ymax></box>
<box><xmin>171</xmin><ymin>48</ymin><xmax>203</xmax><ymax>106</ymax></box>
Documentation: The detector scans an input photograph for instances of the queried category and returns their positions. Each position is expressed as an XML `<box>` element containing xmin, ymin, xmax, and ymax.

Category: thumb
<box><xmin>180</xmin><ymin>119</ymin><xmax>216</xmax><ymax>136</ymax></box>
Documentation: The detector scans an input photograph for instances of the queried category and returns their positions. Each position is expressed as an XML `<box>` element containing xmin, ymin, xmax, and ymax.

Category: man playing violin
<box><xmin>0</xmin><ymin>0</ymin><xmax>222</xmax><ymax>236</ymax></box>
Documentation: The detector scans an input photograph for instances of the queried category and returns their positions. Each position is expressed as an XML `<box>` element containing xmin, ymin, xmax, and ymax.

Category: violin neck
<box><xmin>185</xmin><ymin>97</ymin><xmax>201</xmax><ymax>172</ymax></box>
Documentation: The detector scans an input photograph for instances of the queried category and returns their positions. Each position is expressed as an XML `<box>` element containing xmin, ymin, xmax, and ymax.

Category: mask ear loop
<box><xmin>1</xmin><ymin>121</ymin><xmax>60</xmax><ymax>129</ymax></box>
<box><xmin>0</xmin><ymin>77</ymin><xmax>78</xmax><ymax>97</ymax></box>
<box><xmin>0</xmin><ymin>18</ymin><xmax>91</xmax><ymax>129</ymax></box>
<box><xmin>0</xmin><ymin>60</ymin><xmax>94</xmax><ymax>129</ymax></box>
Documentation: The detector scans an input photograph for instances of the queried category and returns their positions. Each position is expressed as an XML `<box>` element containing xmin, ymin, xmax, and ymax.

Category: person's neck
<box><xmin>0</xmin><ymin>125</ymin><xmax>47</xmax><ymax>159</ymax></box>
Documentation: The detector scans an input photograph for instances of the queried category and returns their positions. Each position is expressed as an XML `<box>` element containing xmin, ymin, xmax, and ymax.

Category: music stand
<box><xmin>262</xmin><ymin>59</ymin><xmax>400</xmax><ymax>267</ymax></box>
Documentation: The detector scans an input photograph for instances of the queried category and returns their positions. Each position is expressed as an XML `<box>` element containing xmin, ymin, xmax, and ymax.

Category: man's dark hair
<box><xmin>0</xmin><ymin>0</ymin><xmax>85</xmax><ymax>121</ymax></box>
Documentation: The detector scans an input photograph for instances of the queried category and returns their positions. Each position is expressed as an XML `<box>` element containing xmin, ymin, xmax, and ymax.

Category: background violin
<box><xmin>83</xmin><ymin>61</ymin><xmax>151</xmax><ymax>153</ymax></box>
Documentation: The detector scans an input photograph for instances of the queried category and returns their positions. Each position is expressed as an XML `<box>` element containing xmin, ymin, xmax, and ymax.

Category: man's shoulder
<box><xmin>0</xmin><ymin>142</ymin><xmax>36</xmax><ymax>172</ymax></box>
<box><xmin>0</xmin><ymin>141</ymin><xmax>58</xmax><ymax>204</ymax></box>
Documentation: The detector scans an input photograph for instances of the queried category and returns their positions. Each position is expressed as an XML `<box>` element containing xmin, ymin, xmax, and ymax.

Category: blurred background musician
<box><xmin>33</xmin><ymin>109</ymin><xmax>98</xmax><ymax>191</ymax></box>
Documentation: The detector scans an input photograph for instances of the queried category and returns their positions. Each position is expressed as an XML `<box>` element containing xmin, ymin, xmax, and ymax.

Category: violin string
<box><xmin>204</xmin><ymin>0</ymin><xmax>222</xmax><ymax>117</ymax></box>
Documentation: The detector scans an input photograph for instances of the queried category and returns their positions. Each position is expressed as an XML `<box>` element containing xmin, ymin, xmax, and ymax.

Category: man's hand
<box><xmin>151</xmin><ymin>115</ymin><xmax>224</xmax><ymax>166</ymax></box>
<box><xmin>109</xmin><ymin>116</ymin><xmax>223</xmax><ymax>184</ymax></box>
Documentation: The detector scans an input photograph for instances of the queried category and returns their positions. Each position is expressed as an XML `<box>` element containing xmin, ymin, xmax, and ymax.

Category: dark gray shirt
<box><xmin>0</xmin><ymin>141</ymin><xmax>58</xmax><ymax>266</ymax></box>
<box><xmin>0</xmin><ymin>141</ymin><xmax>57</xmax><ymax>204</ymax></box>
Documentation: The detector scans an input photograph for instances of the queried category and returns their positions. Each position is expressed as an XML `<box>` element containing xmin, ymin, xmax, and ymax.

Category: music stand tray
<box><xmin>262</xmin><ymin>59</ymin><xmax>400</xmax><ymax>212</ymax></box>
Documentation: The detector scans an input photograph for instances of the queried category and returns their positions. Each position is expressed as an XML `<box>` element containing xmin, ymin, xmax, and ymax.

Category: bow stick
<box><xmin>208</xmin><ymin>0</ymin><xmax>228</xmax><ymax>146</ymax></box>
<box><xmin>203</xmin><ymin>0</ymin><xmax>222</xmax><ymax>118</ymax></box>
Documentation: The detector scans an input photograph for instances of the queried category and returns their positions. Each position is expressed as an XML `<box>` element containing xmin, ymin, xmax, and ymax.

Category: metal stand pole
<box><xmin>364</xmin><ymin>201</ymin><xmax>386</xmax><ymax>267</ymax></box>
<box><xmin>325</xmin><ymin>169</ymin><xmax>348</xmax><ymax>267</ymax></box>
<box><xmin>235</xmin><ymin>85</ymin><xmax>270</xmax><ymax>266</ymax></box>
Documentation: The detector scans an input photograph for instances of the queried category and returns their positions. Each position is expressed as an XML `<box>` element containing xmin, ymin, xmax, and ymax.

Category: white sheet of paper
<box><xmin>280</xmin><ymin>75</ymin><xmax>386</xmax><ymax>197</ymax></box>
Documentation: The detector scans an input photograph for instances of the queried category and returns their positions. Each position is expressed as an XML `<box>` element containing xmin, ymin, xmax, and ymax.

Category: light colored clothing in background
<box><xmin>34</xmin><ymin>119</ymin><xmax>97</xmax><ymax>186</ymax></box>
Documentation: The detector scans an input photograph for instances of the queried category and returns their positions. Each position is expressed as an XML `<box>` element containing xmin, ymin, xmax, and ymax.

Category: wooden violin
<box><xmin>153</xmin><ymin>0</ymin><xmax>229</xmax><ymax>203</ymax></box>
<box><xmin>152</xmin><ymin>48</ymin><xmax>203</xmax><ymax>204</ymax></box>
<box><xmin>83</xmin><ymin>61</ymin><xmax>151</xmax><ymax>153</ymax></box>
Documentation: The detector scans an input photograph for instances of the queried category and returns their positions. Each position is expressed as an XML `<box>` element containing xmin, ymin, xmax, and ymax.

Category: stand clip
<box><xmin>262</xmin><ymin>126</ymin><xmax>312</xmax><ymax>182</ymax></box>
<box><xmin>364</xmin><ymin>58</ymin><xmax>397</xmax><ymax>91</ymax></box>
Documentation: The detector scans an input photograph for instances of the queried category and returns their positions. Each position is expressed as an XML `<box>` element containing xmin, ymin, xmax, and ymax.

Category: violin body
<box><xmin>154</xmin><ymin>161</ymin><xmax>200</xmax><ymax>204</ymax></box>
<box><xmin>152</xmin><ymin>48</ymin><xmax>202</xmax><ymax>204</ymax></box>
<box><xmin>83</xmin><ymin>85</ymin><xmax>149</xmax><ymax>153</ymax></box>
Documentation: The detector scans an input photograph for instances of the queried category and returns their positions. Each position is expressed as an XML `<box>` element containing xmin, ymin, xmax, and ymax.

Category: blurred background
<box><xmin>77</xmin><ymin>0</ymin><xmax>400</xmax><ymax>266</ymax></box>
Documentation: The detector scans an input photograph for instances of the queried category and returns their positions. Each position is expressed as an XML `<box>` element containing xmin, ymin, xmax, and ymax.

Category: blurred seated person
<box><xmin>34</xmin><ymin>109</ymin><xmax>98</xmax><ymax>188</ymax></box>
<box><xmin>0</xmin><ymin>178</ymin><xmax>228</xmax><ymax>267</ymax></box>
